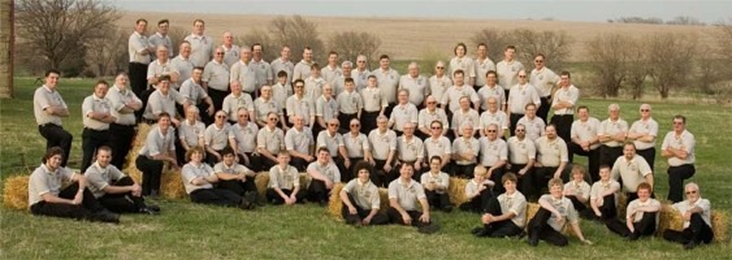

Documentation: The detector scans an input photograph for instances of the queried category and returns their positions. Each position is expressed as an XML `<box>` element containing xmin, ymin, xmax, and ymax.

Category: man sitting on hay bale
<box><xmin>663</xmin><ymin>183</ymin><xmax>714</xmax><ymax>250</ymax></box>
<box><xmin>606</xmin><ymin>182</ymin><xmax>660</xmax><ymax>240</ymax></box>
<box><xmin>181</xmin><ymin>146</ymin><xmax>256</xmax><ymax>209</ymax></box>
<box><xmin>339</xmin><ymin>161</ymin><xmax>390</xmax><ymax>226</ymax></box>
<box><xmin>213</xmin><ymin>147</ymin><xmax>262</xmax><ymax>206</ymax></box>
<box><xmin>267</xmin><ymin>152</ymin><xmax>308</xmax><ymax>205</ymax></box>
<box><xmin>459</xmin><ymin>165</ymin><xmax>494</xmax><ymax>213</ymax></box>
<box><xmin>473</xmin><ymin>173</ymin><xmax>527</xmax><ymax>238</ymax></box>
<box><xmin>588</xmin><ymin>165</ymin><xmax>620</xmax><ymax>222</ymax></box>
<box><xmin>387</xmin><ymin>163</ymin><xmax>440</xmax><ymax>234</ymax></box>
<box><xmin>420</xmin><ymin>156</ymin><xmax>452</xmax><ymax>212</ymax></box>
<box><xmin>527</xmin><ymin>177</ymin><xmax>592</xmax><ymax>247</ymax></box>
<box><xmin>136</xmin><ymin>112</ymin><xmax>179</xmax><ymax>197</ymax></box>
<box><xmin>307</xmin><ymin>148</ymin><xmax>342</xmax><ymax>206</ymax></box>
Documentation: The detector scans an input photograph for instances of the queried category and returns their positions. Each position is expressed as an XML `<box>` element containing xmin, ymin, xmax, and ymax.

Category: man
<box><xmin>340</xmin><ymin>161</ymin><xmax>390</xmax><ymax>226</ymax></box>
<box><xmin>180</xmin><ymin>146</ymin><xmax>254</xmax><ymax>209</ymax></box>
<box><xmin>80</xmin><ymin>80</ymin><xmax>115</xmax><ymax>174</ymax></box>
<box><xmin>449</xmin><ymin>43</ymin><xmax>476</xmax><ymax>87</ymax></box>
<box><xmin>570</xmin><ymin>106</ymin><xmax>601</xmax><ymax>181</ymax></box>
<box><xmin>398</xmin><ymin>62</ymin><xmax>429</xmax><ymax>108</ymax></box>
<box><xmin>477</xmin><ymin>71</ymin><xmax>505</xmax><ymax>113</ymax></box>
<box><xmin>479</xmin><ymin>124</ymin><xmax>508</xmax><ymax>193</ymax></box>
<box><xmin>222</xmin><ymin>78</ymin><xmax>254</xmax><ymax>124</ymax></box>
<box><xmin>229</xmin><ymin>109</ymin><xmax>261</xmax><ymax>171</ymax></box>
<box><xmin>598</xmin><ymin>103</ymin><xmax>628</xmax><ymax>169</ymax></box>
<box><xmin>128</xmin><ymin>19</ymin><xmax>155</xmax><ymax>98</ymax></box>
<box><xmin>107</xmin><ymin>72</ymin><xmax>143</xmax><ymax>169</ymax></box>
<box><xmin>606</xmin><ymin>182</ymin><xmax>660</xmax><ymax>240</ymax></box>
<box><xmin>148</xmin><ymin>19</ymin><xmax>173</xmax><ymax>59</ymax></box>
<box><xmin>204</xmin><ymin>111</ymin><xmax>231</xmax><ymax>165</ymax></box>
<box><xmin>368</xmin><ymin>116</ymin><xmax>397</xmax><ymax>187</ymax></box>
<box><xmin>663</xmin><ymin>183</ymin><xmax>714</xmax><ymax>249</ymax></box>
<box><xmin>170</xmin><ymin>41</ymin><xmax>194</xmax><ymax>90</ymax></box>
<box><xmin>496</xmin><ymin>45</ymin><xmax>525</xmax><ymax>98</ymax></box>
<box><xmin>256</xmin><ymin>112</ymin><xmax>286</xmax><ymax>170</ymax></box>
<box><xmin>421</xmin><ymin>156</ymin><xmax>452</xmax><ymax>212</ymax></box>
<box><xmin>177</xmin><ymin>106</ymin><xmax>205</xmax><ymax>165</ymax></box>
<box><xmin>359</xmin><ymin>75</ymin><xmax>388</xmax><ymax>134</ymax></box>
<box><xmin>394</xmin><ymin>123</ymin><xmax>425</xmax><ymax>180</ymax></box>
<box><xmin>417</xmin><ymin>96</ymin><xmax>449</xmax><ymax>139</ymax></box>
<box><xmin>336</xmin><ymin>77</ymin><xmax>363</xmax><ymax>133</ymax></box>
<box><xmin>351</xmin><ymin>55</ymin><xmax>371</xmax><ymax>90</ymax></box>
<box><xmin>661</xmin><ymin>115</ymin><xmax>696</xmax><ymax>203</ymax></box>
<box><xmin>428</xmin><ymin>61</ymin><xmax>453</xmax><ymax>104</ymax></box>
<box><xmin>611</xmin><ymin>142</ymin><xmax>654</xmax><ymax>202</ymax></box>
<box><xmin>474</xmin><ymin>173</ymin><xmax>527</xmax><ymax>238</ymax></box>
<box><xmin>229</xmin><ymin>46</ymin><xmax>257</xmax><ymax>100</ymax></box>
<box><xmin>267</xmin><ymin>152</ymin><xmax>307</xmax><ymax>205</ymax></box>
<box><xmin>286</xmin><ymin>79</ymin><xmax>315</xmax><ymax>128</ymax></box>
<box><xmin>451</xmin><ymin>96</ymin><xmax>480</xmax><ymax>137</ymax></box>
<box><xmin>85</xmin><ymin>146</ymin><xmax>158</xmax><ymax>214</ymax></box>
<box><xmin>388</xmin><ymin>163</ymin><xmax>439</xmax><ymax>233</ymax></box>
<box><xmin>221</xmin><ymin>32</ymin><xmax>240</xmax><ymax>67</ymax></box>
<box><xmin>479</xmin><ymin>97</ymin><xmax>509</xmax><ymax>137</ymax></box>
<box><xmin>213</xmin><ymin>147</ymin><xmax>259</xmax><ymax>203</ymax></box>
<box><xmin>321</xmin><ymin>51</ymin><xmax>342</xmax><ymax>85</ymax></box>
<box><xmin>507</xmin><ymin>70</ymin><xmax>541</xmax><ymax>135</ymax></box>
<box><xmin>516</xmin><ymin>103</ymin><xmax>545</xmax><ymax>143</ymax></box>
<box><xmin>389</xmin><ymin>89</ymin><xmax>419</xmax><ymax>136</ymax></box>
<box><xmin>316</xmin><ymin>118</ymin><xmax>350</xmax><ymax>179</ymax></box>
<box><xmin>530</xmin><ymin>54</ymin><xmax>560</xmax><ymax>123</ymax></box>
<box><xmin>251</xmin><ymin>43</ymin><xmax>273</xmax><ymax>90</ymax></box>
<box><xmin>440</xmin><ymin>70</ymin><xmax>480</xmax><ymax>114</ymax></box>
<box><xmin>628</xmin><ymin>104</ymin><xmax>658</xmax><ymax>172</ymax></box>
<box><xmin>588</xmin><ymin>165</ymin><xmax>620</xmax><ymax>222</ymax></box>
<box><xmin>202</xmin><ymin>47</ymin><xmax>230</xmax><ymax>111</ymax></box>
<box><xmin>184</xmin><ymin>19</ymin><xmax>213</xmax><ymax>67</ymax></box>
<box><xmin>423</xmin><ymin>120</ymin><xmax>452</xmax><ymax>171</ymax></box>
<box><xmin>147</xmin><ymin>45</ymin><xmax>178</xmax><ymax>88</ymax></box>
<box><xmin>527</xmin><ymin>178</ymin><xmax>592</xmax><ymax>247</ymax></box>
<box><xmin>285</xmin><ymin>115</ymin><xmax>315</xmax><ymax>171</ymax></box>
<box><xmin>293</xmin><ymin>46</ymin><xmax>314</xmax><ymax>80</ymax></box>
<box><xmin>307</xmin><ymin>148</ymin><xmax>342</xmax><ymax>206</ymax></box>
<box><xmin>506</xmin><ymin>124</ymin><xmax>536</xmax><ymax>199</ymax></box>
<box><xmin>343</xmin><ymin>118</ymin><xmax>372</xmax><ymax>175</ymax></box>
<box><xmin>371</xmin><ymin>54</ymin><xmax>400</xmax><ymax>116</ymax></box>
<box><xmin>271</xmin><ymin>46</ymin><xmax>294</xmax><ymax>84</ymax></box>
<box><xmin>179</xmin><ymin>67</ymin><xmax>215</xmax><ymax>124</ymax></box>
<box><xmin>315</xmin><ymin>84</ymin><xmax>339</xmax><ymax>135</ymax></box>
<box><xmin>333</xmin><ymin>60</ymin><xmax>354</xmax><ymax>96</ymax></box>
<box><xmin>28</xmin><ymin>147</ymin><xmax>119</xmax><ymax>223</ymax></box>
<box><xmin>254</xmin><ymin>85</ymin><xmax>286</xmax><ymax>128</ymax></box>
<box><xmin>550</xmin><ymin>71</ymin><xmax>579</xmax><ymax>143</ymax></box>
<box><xmin>136</xmin><ymin>113</ymin><xmax>178</xmax><ymax>197</ymax></box>
<box><xmin>304</xmin><ymin>63</ymin><xmax>326</xmax><ymax>101</ymax></box>
<box><xmin>452</xmin><ymin>123</ymin><xmax>480</xmax><ymax>178</ymax></box>
<box><xmin>474</xmin><ymin>43</ymin><xmax>496</xmax><ymax>91</ymax></box>
<box><xmin>34</xmin><ymin>69</ymin><xmax>73</xmax><ymax>167</ymax></box>
<box><xmin>533</xmin><ymin>125</ymin><xmax>569</xmax><ymax>199</ymax></box>
<box><xmin>142</xmin><ymin>75</ymin><xmax>187</xmax><ymax>125</ymax></box>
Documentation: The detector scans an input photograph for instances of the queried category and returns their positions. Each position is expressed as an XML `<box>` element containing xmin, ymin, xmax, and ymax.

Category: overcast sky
<box><xmin>116</xmin><ymin>0</ymin><xmax>731</xmax><ymax>23</ymax></box>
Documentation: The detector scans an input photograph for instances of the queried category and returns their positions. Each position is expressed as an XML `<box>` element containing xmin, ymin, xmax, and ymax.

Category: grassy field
<box><xmin>1</xmin><ymin>77</ymin><xmax>731</xmax><ymax>259</ymax></box>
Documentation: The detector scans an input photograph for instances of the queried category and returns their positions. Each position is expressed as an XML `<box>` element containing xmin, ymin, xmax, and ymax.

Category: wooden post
<box><xmin>0</xmin><ymin>0</ymin><xmax>14</xmax><ymax>98</ymax></box>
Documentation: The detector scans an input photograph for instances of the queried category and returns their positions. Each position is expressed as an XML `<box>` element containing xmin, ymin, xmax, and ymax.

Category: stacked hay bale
<box><xmin>2</xmin><ymin>175</ymin><xmax>29</xmax><ymax>210</ymax></box>
<box><xmin>658</xmin><ymin>203</ymin><xmax>729</xmax><ymax>242</ymax></box>
<box><xmin>124</xmin><ymin>123</ymin><xmax>186</xmax><ymax>199</ymax></box>
<box><xmin>253</xmin><ymin>172</ymin><xmax>311</xmax><ymax>198</ymax></box>
<box><xmin>447</xmin><ymin>177</ymin><xmax>469</xmax><ymax>206</ymax></box>
<box><xmin>327</xmin><ymin>183</ymin><xmax>390</xmax><ymax>221</ymax></box>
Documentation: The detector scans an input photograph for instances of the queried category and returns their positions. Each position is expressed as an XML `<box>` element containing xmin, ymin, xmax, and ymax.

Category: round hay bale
<box><xmin>711</xmin><ymin>211</ymin><xmax>728</xmax><ymax>242</ymax></box>
<box><xmin>657</xmin><ymin>204</ymin><xmax>685</xmax><ymax>237</ymax></box>
<box><xmin>328</xmin><ymin>183</ymin><xmax>346</xmax><ymax>220</ymax></box>
<box><xmin>447</xmin><ymin>177</ymin><xmax>469</xmax><ymax>206</ymax></box>
<box><xmin>161</xmin><ymin>169</ymin><xmax>187</xmax><ymax>199</ymax></box>
<box><xmin>3</xmin><ymin>175</ymin><xmax>30</xmax><ymax>211</ymax></box>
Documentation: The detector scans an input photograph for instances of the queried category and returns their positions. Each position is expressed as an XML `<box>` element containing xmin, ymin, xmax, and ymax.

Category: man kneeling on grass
<box><xmin>267</xmin><ymin>152</ymin><xmax>308</xmax><ymax>205</ymax></box>
<box><xmin>527</xmin><ymin>177</ymin><xmax>592</xmax><ymax>246</ymax></box>
<box><xmin>340</xmin><ymin>161</ymin><xmax>390</xmax><ymax>226</ymax></box>
<box><xmin>663</xmin><ymin>182</ymin><xmax>715</xmax><ymax>250</ymax></box>
<box><xmin>387</xmin><ymin>163</ymin><xmax>440</xmax><ymax>234</ymax></box>
<box><xmin>473</xmin><ymin>173</ymin><xmax>527</xmax><ymax>238</ymax></box>
<box><xmin>181</xmin><ymin>146</ymin><xmax>255</xmax><ymax>209</ymax></box>
<box><xmin>606</xmin><ymin>182</ymin><xmax>659</xmax><ymax>240</ymax></box>
<box><xmin>85</xmin><ymin>146</ymin><xmax>160</xmax><ymax>215</ymax></box>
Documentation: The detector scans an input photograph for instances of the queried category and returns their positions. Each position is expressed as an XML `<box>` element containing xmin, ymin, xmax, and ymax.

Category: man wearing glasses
<box><xmin>428</xmin><ymin>61</ymin><xmax>453</xmax><ymax>104</ymax></box>
<box><xmin>479</xmin><ymin>124</ymin><xmax>508</xmax><ymax>193</ymax></box>
<box><xmin>663</xmin><ymin>183</ymin><xmax>714</xmax><ymax>249</ymax></box>
<box><xmin>257</xmin><ymin>112</ymin><xmax>286</xmax><ymax>171</ymax></box>
<box><xmin>316</xmin><ymin>119</ymin><xmax>350</xmax><ymax>180</ymax></box>
<box><xmin>202</xmin><ymin>46</ymin><xmax>230</xmax><ymax>111</ymax></box>
<box><xmin>204</xmin><ymin>111</ymin><xmax>232</xmax><ymax>165</ymax></box>
<box><xmin>661</xmin><ymin>115</ymin><xmax>696</xmax><ymax>203</ymax></box>
<box><xmin>507</xmin><ymin>124</ymin><xmax>536</xmax><ymax>200</ymax></box>
<box><xmin>628</xmin><ymin>104</ymin><xmax>658</xmax><ymax>172</ymax></box>
<box><xmin>417</xmin><ymin>96</ymin><xmax>449</xmax><ymax>139</ymax></box>
<box><xmin>286</xmin><ymin>79</ymin><xmax>315</xmax><ymax>129</ymax></box>
<box><xmin>507</xmin><ymin>69</ymin><xmax>541</xmax><ymax>137</ymax></box>
<box><xmin>423</xmin><ymin>121</ymin><xmax>452</xmax><ymax>172</ymax></box>
<box><xmin>229</xmin><ymin>109</ymin><xmax>260</xmax><ymax>171</ymax></box>
<box><xmin>343</xmin><ymin>118</ymin><xmax>373</xmax><ymax>177</ymax></box>
<box><xmin>530</xmin><ymin>54</ymin><xmax>560</xmax><ymax>123</ymax></box>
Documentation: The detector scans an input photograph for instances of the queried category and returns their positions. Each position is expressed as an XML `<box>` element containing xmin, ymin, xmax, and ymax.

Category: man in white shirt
<box><xmin>661</xmin><ymin>115</ymin><xmax>696</xmax><ymax>203</ymax></box>
<box><xmin>184</xmin><ymin>19</ymin><xmax>213</xmax><ymax>67</ymax></box>
<box><xmin>606</xmin><ymin>182</ymin><xmax>660</xmax><ymax>240</ymax></box>
<box><xmin>496</xmin><ymin>45</ymin><xmax>525</xmax><ymax>98</ymax></box>
<box><xmin>628</xmin><ymin>104</ymin><xmax>659</xmax><ymax>172</ymax></box>
<box><xmin>663</xmin><ymin>183</ymin><xmax>714</xmax><ymax>249</ymax></box>
<box><xmin>128</xmin><ymin>19</ymin><xmax>155</xmax><ymax>99</ymax></box>
<box><xmin>34</xmin><ymin>70</ymin><xmax>73</xmax><ymax>167</ymax></box>
<box><xmin>549</xmin><ymin>71</ymin><xmax>579</xmax><ymax>143</ymax></box>
<box><xmin>148</xmin><ymin>19</ymin><xmax>173</xmax><ymax>59</ymax></box>
<box><xmin>220</xmin><ymin>31</ymin><xmax>240</xmax><ymax>67</ymax></box>
<box><xmin>473</xmin><ymin>43</ymin><xmax>496</xmax><ymax>91</ymax></box>
<box><xmin>569</xmin><ymin>106</ymin><xmax>601</xmax><ymax>181</ymax></box>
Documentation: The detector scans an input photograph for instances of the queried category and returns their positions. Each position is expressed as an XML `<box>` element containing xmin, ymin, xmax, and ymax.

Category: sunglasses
<box><xmin>640</xmin><ymin>109</ymin><xmax>650</xmax><ymax>112</ymax></box>
<box><xmin>216</xmin><ymin>52</ymin><xmax>224</xmax><ymax>55</ymax></box>
<box><xmin>686</xmin><ymin>190</ymin><xmax>698</xmax><ymax>195</ymax></box>
<box><xmin>238</xmin><ymin>114</ymin><xmax>248</xmax><ymax>117</ymax></box>
<box><xmin>329</xmin><ymin>123</ymin><xmax>339</xmax><ymax>127</ymax></box>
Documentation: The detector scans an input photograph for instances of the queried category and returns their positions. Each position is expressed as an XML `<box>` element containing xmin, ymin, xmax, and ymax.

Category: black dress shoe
<box><xmin>244</xmin><ymin>192</ymin><xmax>258</xmax><ymax>209</ymax></box>
<box><xmin>146</xmin><ymin>204</ymin><xmax>161</xmax><ymax>212</ymax></box>
<box><xmin>471</xmin><ymin>227</ymin><xmax>484</xmax><ymax>235</ymax></box>
<box><xmin>441</xmin><ymin>205</ymin><xmax>453</xmax><ymax>213</ymax></box>
<box><xmin>684</xmin><ymin>241</ymin><xmax>698</xmax><ymax>250</ymax></box>
<box><xmin>91</xmin><ymin>211</ymin><xmax>120</xmax><ymax>224</ymax></box>
<box><xmin>318</xmin><ymin>200</ymin><xmax>328</xmax><ymax>207</ymax></box>
<box><xmin>139</xmin><ymin>207</ymin><xmax>159</xmax><ymax>215</ymax></box>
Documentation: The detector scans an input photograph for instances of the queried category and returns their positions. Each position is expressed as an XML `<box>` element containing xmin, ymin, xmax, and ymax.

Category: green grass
<box><xmin>2</xmin><ymin>77</ymin><xmax>731</xmax><ymax>259</ymax></box>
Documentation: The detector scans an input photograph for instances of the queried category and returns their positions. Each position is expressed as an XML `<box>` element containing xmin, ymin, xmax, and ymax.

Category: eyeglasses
<box><xmin>534</xmin><ymin>60</ymin><xmax>543</xmax><ymax>63</ymax></box>
<box><xmin>487</xmin><ymin>130</ymin><xmax>497</xmax><ymax>133</ymax></box>
<box><xmin>518</xmin><ymin>75</ymin><xmax>527</xmax><ymax>78</ymax></box>
<box><xmin>436</xmin><ymin>67</ymin><xmax>444</xmax><ymax>69</ymax></box>
<box><xmin>350</xmin><ymin>124</ymin><xmax>360</xmax><ymax>127</ymax></box>
<box><xmin>516</xmin><ymin>129</ymin><xmax>525</xmax><ymax>132</ymax></box>
<box><xmin>686</xmin><ymin>190</ymin><xmax>698</xmax><ymax>195</ymax></box>
<box><xmin>269</xmin><ymin>118</ymin><xmax>278</xmax><ymax>121</ymax></box>
<box><xmin>216</xmin><ymin>52</ymin><xmax>224</xmax><ymax>55</ymax></box>
<box><xmin>640</xmin><ymin>109</ymin><xmax>650</xmax><ymax>112</ymax></box>
<box><xmin>216</xmin><ymin>115</ymin><xmax>226</xmax><ymax>118</ymax></box>
<box><xmin>357</xmin><ymin>61</ymin><xmax>366</xmax><ymax>63</ymax></box>
<box><xmin>329</xmin><ymin>123</ymin><xmax>339</xmax><ymax>127</ymax></box>
<box><xmin>427</xmin><ymin>101</ymin><xmax>437</xmax><ymax>104</ymax></box>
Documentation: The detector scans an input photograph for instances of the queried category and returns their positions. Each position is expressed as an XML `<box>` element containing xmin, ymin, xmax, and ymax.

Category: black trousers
<box><xmin>206</xmin><ymin>149</ymin><xmax>226</xmax><ymax>166</ymax></box>
<box><xmin>345</xmin><ymin>157</ymin><xmax>364</xmax><ymax>183</ymax></box>
<box><xmin>371</xmin><ymin>159</ymin><xmax>389</xmax><ymax>188</ymax></box>
<box><xmin>387</xmin><ymin>207</ymin><xmax>430</xmax><ymax>227</ymax></box>
<box><xmin>667</xmin><ymin>164</ymin><xmax>695</xmax><ymax>203</ymax></box>
<box><xmin>338</xmin><ymin>112</ymin><xmax>357</xmax><ymax>134</ymax></box>
<box><xmin>663</xmin><ymin>213</ymin><xmax>714</xmax><ymax>245</ymax></box>
<box><xmin>260</xmin><ymin>155</ymin><xmax>278</xmax><ymax>173</ymax></box>
<box><xmin>569</xmin><ymin>143</ymin><xmax>600</xmax><ymax>182</ymax></box>
<box><xmin>290</xmin><ymin>157</ymin><xmax>310</xmax><ymax>172</ymax></box>
<box><xmin>636</xmin><ymin>147</ymin><xmax>656</xmax><ymax>173</ymax></box>
<box><xmin>565</xmin><ymin>195</ymin><xmax>588</xmax><ymax>213</ymax></box>
<box><xmin>29</xmin><ymin>183</ymin><xmax>104</xmax><ymax>220</ymax></box>
<box><xmin>266</xmin><ymin>188</ymin><xmax>308</xmax><ymax>205</ymax></box>
<box><xmin>217</xmin><ymin>178</ymin><xmax>258</xmax><ymax>196</ymax></box>
<box><xmin>510</xmin><ymin>163</ymin><xmax>533</xmax><ymax>199</ymax></box>
<box><xmin>482</xmin><ymin>196</ymin><xmax>523</xmax><ymax>237</ymax></box>
<box><xmin>488</xmin><ymin>167</ymin><xmax>506</xmax><ymax>194</ymax></box>
<box><xmin>528</xmin><ymin>207</ymin><xmax>569</xmax><ymax>247</ymax></box>
<box><xmin>129</xmin><ymin>62</ymin><xmax>149</xmax><ymax>100</ymax></box>
<box><xmin>599</xmin><ymin>145</ymin><xmax>623</xmax><ymax>170</ymax></box>
<box><xmin>240</xmin><ymin>152</ymin><xmax>262</xmax><ymax>172</ymax></box>
<box><xmin>98</xmin><ymin>176</ymin><xmax>146</xmax><ymax>213</ymax></box>
<box><xmin>361</xmin><ymin>110</ymin><xmax>380</xmax><ymax>134</ymax></box>
<box><xmin>109</xmin><ymin>123</ymin><xmax>136</xmax><ymax>169</ymax></box>
<box><xmin>81</xmin><ymin>128</ymin><xmax>111</xmax><ymax>173</ymax></box>
<box><xmin>509</xmin><ymin>113</ymin><xmax>524</xmax><ymax>137</ymax></box>
<box><xmin>459</xmin><ymin>188</ymin><xmax>493</xmax><ymax>213</ymax></box>
<box><xmin>454</xmin><ymin>163</ymin><xmax>476</xmax><ymax>179</ymax></box>
<box><xmin>135</xmin><ymin>156</ymin><xmax>163</xmax><ymax>196</ymax></box>
<box><xmin>189</xmin><ymin>188</ymin><xmax>242</xmax><ymax>207</ymax></box>
<box><xmin>606</xmin><ymin>212</ymin><xmax>657</xmax><ymax>239</ymax></box>
<box><xmin>550</xmin><ymin>114</ymin><xmax>573</xmax><ymax>145</ymax></box>
<box><xmin>341</xmin><ymin>193</ymin><xmax>389</xmax><ymax>225</ymax></box>
<box><xmin>38</xmin><ymin>124</ymin><xmax>73</xmax><ymax>167</ymax></box>
<box><xmin>308</xmin><ymin>179</ymin><xmax>332</xmax><ymax>203</ymax></box>
<box><xmin>207</xmin><ymin>87</ymin><xmax>230</xmax><ymax>112</ymax></box>
<box><xmin>532</xmin><ymin>166</ymin><xmax>564</xmax><ymax>199</ymax></box>
<box><xmin>425</xmin><ymin>190</ymin><xmax>451</xmax><ymax>210</ymax></box>
<box><xmin>537</xmin><ymin>96</ymin><xmax>551</xmax><ymax>123</ymax></box>
<box><xmin>590</xmin><ymin>194</ymin><xmax>617</xmax><ymax>221</ymax></box>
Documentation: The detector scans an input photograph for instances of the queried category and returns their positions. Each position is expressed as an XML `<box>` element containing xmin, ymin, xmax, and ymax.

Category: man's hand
<box><xmin>402</xmin><ymin>213</ymin><xmax>412</xmax><ymax>225</ymax></box>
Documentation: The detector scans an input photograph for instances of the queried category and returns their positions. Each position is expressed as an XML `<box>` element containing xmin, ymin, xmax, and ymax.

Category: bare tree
<box><xmin>646</xmin><ymin>33</ymin><xmax>697</xmax><ymax>99</ymax></box>
<box><xmin>585</xmin><ymin>33</ymin><xmax>632</xmax><ymax>97</ymax></box>
<box><xmin>241</xmin><ymin>29</ymin><xmax>279</xmax><ymax>62</ymax></box>
<box><xmin>16</xmin><ymin>0</ymin><xmax>120</xmax><ymax>74</ymax></box>
<box><xmin>85</xmin><ymin>26</ymin><xmax>127</xmax><ymax>77</ymax></box>
<box><xmin>328</xmin><ymin>31</ymin><xmax>382</xmax><ymax>65</ymax></box>
<box><xmin>269</xmin><ymin>15</ymin><xmax>325</xmax><ymax>62</ymax></box>
<box><xmin>471</xmin><ymin>28</ymin><xmax>513</xmax><ymax>62</ymax></box>
<box><xmin>510</xmin><ymin>28</ymin><xmax>573</xmax><ymax>70</ymax></box>
<box><xmin>624</xmin><ymin>38</ymin><xmax>649</xmax><ymax>99</ymax></box>
<box><xmin>168</xmin><ymin>25</ymin><xmax>189</xmax><ymax>58</ymax></box>
<box><xmin>666</xmin><ymin>16</ymin><xmax>706</xmax><ymax>26</ymax></box>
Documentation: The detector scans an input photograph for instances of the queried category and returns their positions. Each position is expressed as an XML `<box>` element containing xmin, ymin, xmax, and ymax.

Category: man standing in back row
<box><xmin>34</xmin><ymin>69</ymin><xmax>73</xmax><ymax>167</ymax></box>
<box><xmin>128</xmin><ymin>18</ymin><xmax>155</xmax><ymax>100</ymax></box>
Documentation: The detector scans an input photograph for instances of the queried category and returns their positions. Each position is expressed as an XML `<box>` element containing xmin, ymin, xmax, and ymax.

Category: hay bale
<box><xmin>254</xmin><ymin>171</ymin><xmax>312</xmax><ymax>198</ymax></box>
<box><xmin>524</xmin><ymin>202</ymin><xmax>573</xmax><ymax>236</ymax></box>
<box><xmin>447</xmin><ymin>177</ymin><xmax>469</xmax><ymax>206</ymax></box>
<box><xmin>711</xmin><ymin>211</ymin><xmax>728</xmax><ymax>242</ymax></box>
<box><xmin>3</xmin><ymin>175</ymin><xmax>30</xmax><ymax>211</ymax></box>
<box><xmin>657</xmin><ymin>204</ymin><xmax>729</xmax><ymax>242</ymax></box>
<box><xmin>160</xmin><ymin>169</ymin><xmax>187</xmax><ymax>199</ymax></box>
<box><xmin>123</xmin><ymin>123</ymin><xmax>151</xmax><ymax>184</ymax></box>
<box><xmin>327</xmin><ymin>183</ymin><xmax>390</xmax><ymax>222</ymax></box>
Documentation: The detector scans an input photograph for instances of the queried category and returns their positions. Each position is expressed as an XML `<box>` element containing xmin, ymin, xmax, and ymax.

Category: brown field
<box><xmin>120</xmin><ymin>11</ymin><xmax>717</xmax><ymax>61</ymax></box>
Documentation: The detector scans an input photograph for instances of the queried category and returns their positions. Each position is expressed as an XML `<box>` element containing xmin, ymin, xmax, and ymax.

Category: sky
<box><xmin>115</xmin><ymin>0</ymin><xmax>731</xmax><ymax>23</ymax></box>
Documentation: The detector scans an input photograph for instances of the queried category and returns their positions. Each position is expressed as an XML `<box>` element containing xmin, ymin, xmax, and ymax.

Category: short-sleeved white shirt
<box><xmin>611</xmin><ymin>155</ymin><xmax>652</xmax><ymax>193</ymax></box>
<box><xmin>661</xmin><ymin>130</ymin><xmax>696</xmax><ymax>166</ymax></box>
<box><xmin>388</xmin><ymin>178</ymin><xmax>426</xmax><ymax>211</ymax></box>
<box><xmin>368</xmin><ymin>129</ymin><xmax>397</xmax><ymax>160</ymax></box>
<box><xmin>535</xmin><ymin>136</ymin><xmax>569</xmax><ymax>167</ymax></box>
